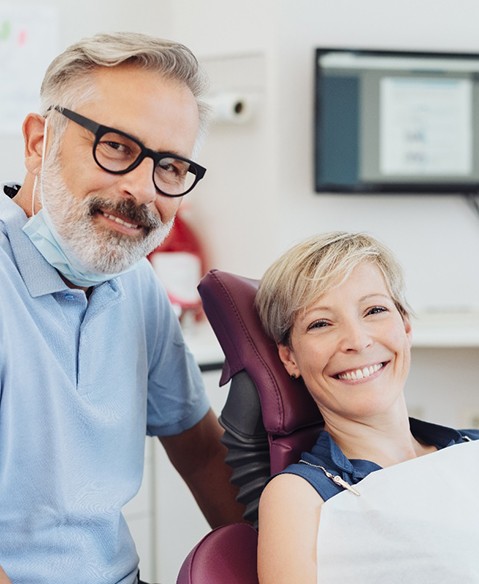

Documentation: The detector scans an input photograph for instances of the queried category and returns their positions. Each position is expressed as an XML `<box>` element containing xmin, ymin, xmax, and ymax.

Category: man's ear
<box><xmin>22</xmin><ymin>113</ymin><xmax>47</xmax><ymax>175</ymax></box>
<box><xmin>277</xmin><ymin>343</ymin><xmax>301</xmax><ymax>378</ymax></box>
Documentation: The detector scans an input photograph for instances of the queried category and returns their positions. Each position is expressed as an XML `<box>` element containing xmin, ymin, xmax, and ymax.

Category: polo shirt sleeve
<box><xmin>141</xmin><ymin>263</ymin><xmax>210</xmax><ymax>437</ymax></box>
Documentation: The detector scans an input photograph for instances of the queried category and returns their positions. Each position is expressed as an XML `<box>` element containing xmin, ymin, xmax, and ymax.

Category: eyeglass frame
<box><xmin>49</xmin><ymin>106</ymin><xmax>207</xmax><ymax>197</ymax></box>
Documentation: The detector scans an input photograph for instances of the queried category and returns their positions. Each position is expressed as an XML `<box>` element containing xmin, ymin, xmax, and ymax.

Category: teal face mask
<box><xmin>23</xmin><ymin>205</ymin><xmax>129</xmax><ymax>287</ymax></box>
<box><xmin>22</xmin><ymin>118</ymin><xmax>131</xmax><ymax>288</ymax></box>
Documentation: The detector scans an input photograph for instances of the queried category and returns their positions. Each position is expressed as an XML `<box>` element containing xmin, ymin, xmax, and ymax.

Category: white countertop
<box><xmin>182</xmin><ymin>319</ymin><xmax>225</xmax><ymax>367</ymax></box>
<box><xmin>411</xmin><ymin>311</ymin><xmax>479</xmax><ymax>348</ymax></box>
<box><xmin>183</xmin><ymin>312</ymin><xmax>479</xmax><ymax>366</ymax></box>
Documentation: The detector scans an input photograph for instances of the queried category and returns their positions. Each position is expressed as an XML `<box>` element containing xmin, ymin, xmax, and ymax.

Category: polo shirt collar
<box><xmin>1</xmin><ymin>187</ymin><xmax>70</xmax><ymax>297</ymax></box>
<box><xmin>1</xmin><ymin>186</ymin><xmax>123</xmax><ymax>301</ymax></box>
<box><xmin>408</xmin><ymin>417</ymin><xmax>465</xmax><ymax>449</ymax></box>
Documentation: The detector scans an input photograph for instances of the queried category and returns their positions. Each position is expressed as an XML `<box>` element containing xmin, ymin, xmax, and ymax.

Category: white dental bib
<box><xmin>316</xmin><ymin>439</ymin><xmax>479</xmax><ymax>583</ymax></box>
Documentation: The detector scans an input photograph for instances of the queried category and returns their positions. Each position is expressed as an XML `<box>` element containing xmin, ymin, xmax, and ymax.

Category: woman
<box><xmin>255</xmin><ymin>232</ymin><xmax>479</xmax><ymax>584</ymax></box>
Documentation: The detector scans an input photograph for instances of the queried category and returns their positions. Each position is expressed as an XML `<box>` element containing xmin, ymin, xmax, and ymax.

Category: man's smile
<box><xmin>88</xmin><ymin>196</ymin><xmax>161</xmax><ymax>237</ymax></box>
<box><xmin>101</xmin><ymin>210</ymin><xmax>140</xmax><ymax>230</ymax></box>
<box><xmin>96</xmin><ymin>209</ymin><xmax>143</xmax><ymax>236</ymax></box>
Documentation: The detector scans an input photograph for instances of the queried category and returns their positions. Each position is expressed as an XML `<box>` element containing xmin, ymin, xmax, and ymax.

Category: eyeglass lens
<box><xmin>94</xmin><ymin>131</ymin><xmax>197</xmax><ymax>196</ymax></box>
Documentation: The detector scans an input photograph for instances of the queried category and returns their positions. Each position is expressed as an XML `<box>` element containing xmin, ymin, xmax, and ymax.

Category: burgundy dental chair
<box><xmin>176</xmin><ymin>269</ymin><xmax>324</xmax><ymax>584</ymax></box>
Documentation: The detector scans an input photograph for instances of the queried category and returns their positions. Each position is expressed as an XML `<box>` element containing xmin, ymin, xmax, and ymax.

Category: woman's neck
<box><xmin>324</xmin><ymin>407</ymin><xmax>436</xmax><ymax>468</ymax></box>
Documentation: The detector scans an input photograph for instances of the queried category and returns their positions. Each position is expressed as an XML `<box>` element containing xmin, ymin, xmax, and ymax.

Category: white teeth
<box><xmin>103</xmin><ymin>212</ymin><xmax>138</xmax><ymax>229</ymax></box>
<box><xmin>338</xmin><ymin>363</ymin><xmax>383</xmax><ymax>381</ymax></box>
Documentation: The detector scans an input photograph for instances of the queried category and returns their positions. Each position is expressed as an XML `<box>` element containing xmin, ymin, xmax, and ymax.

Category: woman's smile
<box><xmin>334</xmin><ymin>361</ymin><xmax>387</xmax><ymax>382</ymax></box>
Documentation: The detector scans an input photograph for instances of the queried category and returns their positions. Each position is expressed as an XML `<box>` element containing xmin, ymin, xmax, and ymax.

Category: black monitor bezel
<box><xmin>314</xmin><ymin>47</ymin><xmax>479</xmax><ymax>195</ymax></box>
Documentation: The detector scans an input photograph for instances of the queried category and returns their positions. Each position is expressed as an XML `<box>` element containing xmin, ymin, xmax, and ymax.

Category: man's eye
<box><xmin>162</xmin><ymin>163</ymin><xmax>179</xmax><ymax>175</ymax></box>
<box><xmin>159</xmin><ymin>159</ymin><xmax>188</xmax><ymax>177</ymax></box>
<box><xmin>105</xmin><ymin>141</ymin><xmax>128</xmax><ymax>153</ymax></box>
<box><xmin>97</xmin><ymin>139</ymin><xmax>133</xmax><ymax>159</ymax></box>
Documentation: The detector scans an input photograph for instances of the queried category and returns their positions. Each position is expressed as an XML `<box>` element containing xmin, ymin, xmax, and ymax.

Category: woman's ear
<box><xmin>22</xmin><ymin>113</ymin><xmax>47</xmax><ymax>175</ymax></box>
<box><xmin>403</xmin><ymin>315</ymin><xmax>413</xmax><ymax>347</ymax></box>
<box><xmin>277</xmin><ymin>343</ymin><xmax>301</xmax><ymax>379</ymax></box>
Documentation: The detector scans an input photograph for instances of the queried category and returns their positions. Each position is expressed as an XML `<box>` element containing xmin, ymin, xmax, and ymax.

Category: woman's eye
<box><xmin>367</xmin><ymin>306</ymin><xmax>388</xmax><ymax>316</ymax></box>
<box><xmin>307</xmin><ymin>320</ymin><xmax>329</xmax><ymax>331</ymax></box>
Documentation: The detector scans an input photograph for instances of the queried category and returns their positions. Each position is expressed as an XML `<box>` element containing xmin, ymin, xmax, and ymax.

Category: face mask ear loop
<box><xmin>31</xmin><ymin>117</ymin><xmax>49</xmax><ymax>217</ymax></box>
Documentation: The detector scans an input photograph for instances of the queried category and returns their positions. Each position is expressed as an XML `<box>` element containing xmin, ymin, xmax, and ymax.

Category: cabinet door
<box><xmin>123</xmin><ymin>438</ymin><xmax>157</xmax><ymax>581</ymax></box>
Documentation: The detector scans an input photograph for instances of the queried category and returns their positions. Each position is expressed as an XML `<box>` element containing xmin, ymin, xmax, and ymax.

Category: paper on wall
<box><xmin>0</xmin><ymin>5</ymin><xmax>58</xmax><ymax>135</ymax></box>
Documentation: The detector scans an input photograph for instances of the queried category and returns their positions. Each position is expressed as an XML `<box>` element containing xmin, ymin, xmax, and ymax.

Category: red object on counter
<box><xmin>148</xmin><ymin>212</ymin><xmax>207</xmax><ymax>320</ymax></box>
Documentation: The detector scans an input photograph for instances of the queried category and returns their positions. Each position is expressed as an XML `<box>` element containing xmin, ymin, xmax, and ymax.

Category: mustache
<box><xmin>88</xmin><ymin>197</ymin><xmax>162</xmax><ymax>233</ymax></box>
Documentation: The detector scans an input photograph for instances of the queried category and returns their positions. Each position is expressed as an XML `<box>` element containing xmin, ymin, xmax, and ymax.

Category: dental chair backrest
<box><xmin>176</xmin><ymin>269</ymin><xmax>323</xmax><ymax>584</ymax></box>
<box><xmin>198</xmin><ymin>269</ymin><xmax>323</xmax><ymax>525</ymax></box>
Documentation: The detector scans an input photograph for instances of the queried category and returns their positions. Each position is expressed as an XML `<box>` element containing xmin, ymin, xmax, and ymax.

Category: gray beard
<box><xmin>38</xmin><ymin>159</ymin><xmax>174</xmax><ymax>274</ymax></box>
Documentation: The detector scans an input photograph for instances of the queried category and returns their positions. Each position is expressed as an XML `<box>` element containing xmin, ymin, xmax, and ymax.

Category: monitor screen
<box><xmin>314</xmin><ymin>48</ymin><xmax>479</xmax><ymax>194</ymax></box>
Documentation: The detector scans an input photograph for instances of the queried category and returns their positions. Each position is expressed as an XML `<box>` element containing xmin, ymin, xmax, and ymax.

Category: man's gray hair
<box><xmin>40</xmin><ymin>32</ymin><xmax>210</xmax><ymax>149</ymax></box>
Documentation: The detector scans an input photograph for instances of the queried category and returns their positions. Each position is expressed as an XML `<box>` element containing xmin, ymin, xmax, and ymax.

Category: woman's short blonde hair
<box><xmin>255</xmin><ymin>231</ymin><xmax>411</xmax><ymax>346</ymax></box>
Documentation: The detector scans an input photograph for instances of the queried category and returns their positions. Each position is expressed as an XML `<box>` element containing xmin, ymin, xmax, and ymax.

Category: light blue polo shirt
<box><xmin>0</xmin><ymin>190</ymin><xmax>210</xmax><ymax>584</ymax></box>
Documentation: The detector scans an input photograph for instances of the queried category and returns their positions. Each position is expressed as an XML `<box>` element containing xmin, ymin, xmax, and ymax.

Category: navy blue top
<box><xmin>280</xmin><ymin>418</ymin><xmax>479</xmax><ymax>501</ymax></box>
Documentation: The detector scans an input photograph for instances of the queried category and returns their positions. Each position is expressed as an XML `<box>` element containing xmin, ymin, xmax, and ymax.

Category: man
<box><xmin>0</xmin><ymin>32</ymin><xmax>243</xmax><ymax>584</ymax></box>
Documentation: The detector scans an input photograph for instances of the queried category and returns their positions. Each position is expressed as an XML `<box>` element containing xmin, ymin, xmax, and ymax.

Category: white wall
<box><xmin>4</xmin><ymin>0</ymin><xmax>477</xmax><ymax>311</ymax></box>
<box><xmin>169</xmin><ymin>0</ymin><xmax>479</xmax><ymax>317</ymax></box>
<box><xmin>275</xmin><ymin>0</ymin><xmax>479</xmax><ymax>317</ymax></box>
<box><xmin>0</xmin><ymin>0</ymin><xmax>170</xmax><ymax>182</ymax></box>
<box><xmin>167</xmin><ymin>0</ymin><xmax>479</xmax><ymax>451</ymax></box>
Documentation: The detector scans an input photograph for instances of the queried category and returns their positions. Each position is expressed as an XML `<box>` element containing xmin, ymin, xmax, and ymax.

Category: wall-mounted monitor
<box><xmin>314</xmin><ymin>48</ymin><xmax>479</xmax><ymax>194</ymax></box>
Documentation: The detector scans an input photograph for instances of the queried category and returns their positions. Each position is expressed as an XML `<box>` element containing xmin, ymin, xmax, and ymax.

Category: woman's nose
<box><xmin>339</xmin><ymin>320</ymin><xmax>373</xmax><ymax>352</ymax></box>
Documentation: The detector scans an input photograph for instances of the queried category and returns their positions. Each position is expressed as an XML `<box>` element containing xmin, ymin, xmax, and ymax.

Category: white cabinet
<box><xmin>123</xmin><ymin>438</ymin><xmax>158</xmax><ymax>581</ymax></box>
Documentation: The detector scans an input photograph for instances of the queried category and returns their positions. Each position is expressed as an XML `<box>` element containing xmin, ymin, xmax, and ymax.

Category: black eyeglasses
<box><xmin>51</xmin><ymin>106</ymin><xmax>206</xmax><ymax>197</ymax></box>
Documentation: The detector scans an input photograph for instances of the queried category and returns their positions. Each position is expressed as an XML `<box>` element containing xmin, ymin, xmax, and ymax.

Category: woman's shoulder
<box><xmin>263</xmin><ymin>471</ymin><xmax>321</xmax><ymax>497</ymax></box>
<box><xmin>259</xmin><ymin>473</ymin><xmax>324</xmax><ymax>529</ymax></box>
<box><xmin>278</xmin><ymin>460</ymin><xmax>345</xmax><ymax>502</ymax></box>
<box><xmin>258</xmin><ymin>472</ymin><xmax>321</xmax><ymax>584</ymax></box>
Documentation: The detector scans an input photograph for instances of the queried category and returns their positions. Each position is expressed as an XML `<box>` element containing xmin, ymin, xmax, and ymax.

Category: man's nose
<box><xmin>120</xmin><ymin>157</ymin><xmax>157</xmax><ymax>206</ymax></box>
